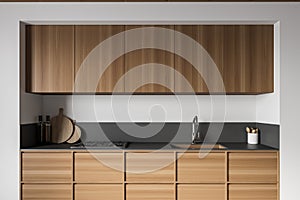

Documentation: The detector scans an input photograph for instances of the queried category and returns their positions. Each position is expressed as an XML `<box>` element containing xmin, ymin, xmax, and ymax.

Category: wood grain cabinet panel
<box><xmin>229</xmin><ymin>152</ymin><xmax>278</xmax><ymax>183</ymax></box>
<box><xmin>25</xmin><ymin>25</ymin><xmax>273</xmax><ymax>94</ymax></box>
<box><xmin>22</xmin><ymin>184</ymin><xmax>72</xmax><ymax>200</ymax></box>
<box><xmin>22</xmin><ymin>152</ymin><xmax>72</xmax><ymax>182</ymax></box>
<box><xmin>26</xmin><ymin>25</ymin><xmax>74</xmax><ymax>93</ymax></box>
<box><xmin>177</xmin><ymin>184</ymin><xmax>226</xmax><ymax>200</ymax></box>
<box><xmin>174</xmin><ymin>25</ymin><xmax>223</xmax><ymax>93</ymax></box>
<box><xmin>124</xmin><ymin>25</ymin><xmax>175</xmax><ymax>93</ymax></box>
<box><xmin>126</xmin><ymin>184</ymin><xmax>174</xmax><ymax>200</ymax></box>
<box><xmin>229</xmin><ymin>184</ymin><xmax>278</xmax><ymax>200</ymax></box>
<box><xmin>74</xmin><ymin>25</ymin><xmax>125</xmax><ymax>93</ymax></box>
<box><xmin>223</xmin><ymin>25</ymin><xmax>274</xmax><ymax>93</ymax></box>
<box><xmin>126</xmin><ymin>152</ymin><xmax>175</xmax><ymax>182</ymax></box>
<box><xmin>174</xmin><ymin>25</ymin><xmax>273</xmax><ymax>94</ymax></box>
<box><xmin>74</xmin><ymin>153</ymin><xmax>123</xmax><ymax>183</ymax></box>
<box><xmin>75</xmin><ymin>184</ymin><xmax>123</xmax><ymax>200</ymax></box>
<box><xmin>177</xmin><ymin>153</ymin><xmax>226</xmax><ymax>183</ymax></box>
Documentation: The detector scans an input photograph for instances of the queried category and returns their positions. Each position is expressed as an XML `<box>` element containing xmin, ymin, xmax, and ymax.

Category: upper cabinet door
<box><xmin>75</xmin><ymin>25</ymin><xmax>125</xmax><ymax>93</ymax></box>
<box><xmin>174</xmin><ymin>25</ymin><xmax>224</xmax><ymax>93</ymax></box>
<box><xmin>26</xmin><ymin>25</ymin><xmax>74</xmax><ymax>93</ymax></box>
<box><xmin>174</xmin><ymin>25</ymin><xmax>273</xmax><ymax>94</ymax></box>
<box><xmin>223</xmin><ymin>25</ymin><xmax>274</xmax><ymax>93</ymax></box>
<box><xmin>124</xmin><ymin>25</ymin><xmax>175</xmax><ymax>93</ymax></box>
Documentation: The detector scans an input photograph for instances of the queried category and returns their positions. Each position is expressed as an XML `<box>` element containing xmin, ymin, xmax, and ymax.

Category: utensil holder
<box><xmin>247</xmin><ymin>133</ymin><xmax>259</xmax><ymax>144</ymax></box>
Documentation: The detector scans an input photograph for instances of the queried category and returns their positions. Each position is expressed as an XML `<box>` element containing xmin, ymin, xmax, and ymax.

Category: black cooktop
<box><xmin>70</xmin><ymin>141</ymin><xmax>129</xmax><ymax>149</ymax></box>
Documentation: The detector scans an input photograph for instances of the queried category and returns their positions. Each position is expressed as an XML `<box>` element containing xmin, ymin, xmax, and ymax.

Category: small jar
<box><xmin>247</xmin><ymin>133</ymin><xmax>259</xmax><ymax>144</ymax></box>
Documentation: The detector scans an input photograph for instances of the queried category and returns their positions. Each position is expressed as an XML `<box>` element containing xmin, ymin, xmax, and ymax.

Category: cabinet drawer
<box><xmin>126</xmin><ymin>184</ymin><xmax>174</xmax><ymax>200</ymax></box>
<box><xmin>126</xmin><ymin>153</ymin><xmax>175</xmax><ymax>182</ymax></box>
<box><xmin>177</xmin><ymin>153</ymin><xmax>226</xmax><ymax>183</ymax></box>
<box><xmin>22</xmin><ymin>152</ymin><xmax>72</xmax><ymax>182</ymax></box>
<box><xmin>75</xmin><ymin>153</ymin><xmax>123</xmax><ymax>183</ymax></box>
<box><xmin>229</xmin><ymin>184</ymin><xmax>277</xmax><ymax>200</ymax></box>
<box><xmin>178</xmin><ymin>184</ymin><xmax>226</xmax><ymax>200</ymax></box>
<box><xmin>75</xmin><ymin>184</ymin><xmax>123</xmax><ymax>200</ymax></box>
<box><xmin>229</xmin><ymin>152</ymin><xmax>278</xmax><ymax>182</ymax></box>
<box><xmin>22</xmin><ymin>184</ymin><xmax>72</xmax><ymax>200</ymax></box>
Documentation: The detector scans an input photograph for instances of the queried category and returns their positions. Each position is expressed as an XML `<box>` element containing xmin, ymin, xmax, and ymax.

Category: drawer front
<box><xmin>229</xmin><ymin>152</ymin><xmax>278</xmax><ymax>182</ymax></box>
<box><xmin>22</xmin><ymin>184</ymin><xmax>72</xmax><ymax>200</ymax></box>
<box><xmin>126</xmin><ymin>153</ymin><xmax>175</xmax><ymax>182</ymax></box>
<box><xmin>178</xmin><ymin>184</ymin><xmax>226</xmax><ymax>200</ymax></box>
<box><xmin>22</xmin><ymin>152</ymin><xmax>72</xmax><ymax>182</ymax></box>
<box><xmin>229</xmin><ymin>184</ymin><xmax>278</xmax><ymax>200</ymax></box>
<box><xmin>75</xmin><ymin>153</ymin><xmax>123</xmax><ymax>183</ymax></box>
<box><xmin>75</xmin><ymin>184</ymin><xmax>123</xmax><ymax>200</ymax></box>
<box><xmin>177</xmin><ymin>153</ymin><xmax>226</xmax><ymax>183</ymax></box>
<box><xmin>126</xmin><ymin>184</ymin><xmax>174</xmax><ymax>200</ymax></box>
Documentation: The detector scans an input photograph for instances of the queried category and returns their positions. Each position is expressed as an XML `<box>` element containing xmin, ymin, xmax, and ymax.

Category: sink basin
<box><xmin>171</xmin><ymin>143</ymin><xmax>227</xmax><ymax>150</ymax></box>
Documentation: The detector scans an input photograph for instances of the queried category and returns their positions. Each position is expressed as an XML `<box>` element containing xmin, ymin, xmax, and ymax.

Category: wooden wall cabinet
<box><xmin>174</xmin><ymin>25</ymin><xmax>274</xmax><ymax>94</ymax></box>
<box><xmin>74</xmin><ymin>25</ymin><xmax>125</xmax><ymax>93</ymax></box>
<box><xmin>124</xmin><ymin>25</ymin><xmax>175</xmax><ymax>93</ymax></box>
<box><xmin>26</xmin><ymin>25</ymin><xmax>273</xmax><ymax>94</ymax></box>
<box><xmin>26</xmin><ymin>25</ymin><xmax>75</xmax><ymax>93</ymax></box>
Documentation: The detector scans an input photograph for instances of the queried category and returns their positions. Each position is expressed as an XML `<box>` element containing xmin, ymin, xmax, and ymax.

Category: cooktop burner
<box><xmin>70</xmin><ymin>141</ymin><xmax>129</xmax><ymax>149</ymax></box>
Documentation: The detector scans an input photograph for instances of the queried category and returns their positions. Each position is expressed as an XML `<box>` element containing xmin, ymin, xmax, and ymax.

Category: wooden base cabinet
<box><xmin>177</xmin><ymin>152</ymin><xmax>226</xmax><ymax>183</ymax></box>
<box><xmin>229</xmin><ymin>152</ymin><xmax>278</xmax><ymax>182</ymax></box>
<box><xmin>75</xmin><ymin>184</ymin><xmax>123</xmax><ymax>200</ymax></box>
<box><xmin>22</xmin><ymin>184</ymin><xmax>72</xmax><ymax>200</ymax></box>
<box><xmin>21</xmin><ymin>151</ymin><xmax>279</xmax><ymax>200</ymax></box>
<box><xmin>126</xmin><ymin>184</ymin><xmax>174</xmax><ymax>200</ymax></box>
<box><xmin>74</xmin><ymin>153</ymin><xmax>123</xmax><ymax>183</ymax></box>
<box><xmin>229</xmin><ymin>184</ymin><xmax>278</xmax><ymax>200</ymax></box>
<box><xmin>177</xmin><ymin>184</ymin><xmax>226</xmax><ymax>200</ymax></box>
<box><xmin>126</xmin><ymin>152</ymin><xmax>175</xmax><ymax>182</ymax></box>
<box><xmin>22</xmin><ymin>152</ymin><xmax>72</xmax><ymax>182</ymax></box>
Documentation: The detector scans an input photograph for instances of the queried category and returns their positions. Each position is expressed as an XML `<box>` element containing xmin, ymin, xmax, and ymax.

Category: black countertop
<box><xmin>21</xmin><ymin>142</ymin><xmax>278</xmax><ymax>151</ymax></box>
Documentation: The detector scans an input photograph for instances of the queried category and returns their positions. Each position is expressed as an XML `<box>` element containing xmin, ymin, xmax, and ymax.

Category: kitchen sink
<box><xmin>171</xmin><ymin>143</ymin><xmax>227</xmax><ymax>150</ymax></box>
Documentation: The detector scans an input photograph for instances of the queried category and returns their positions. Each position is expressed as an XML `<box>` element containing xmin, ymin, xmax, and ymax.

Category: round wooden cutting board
<box><xmin>67</xmin><ymin>125</ymin><xmax>81</xmax><ymax>144</ymax></box>
<box><xmin>51</xmin><ymin>108</ymin><xmax>74</xmax><ymax>144</ymax></box>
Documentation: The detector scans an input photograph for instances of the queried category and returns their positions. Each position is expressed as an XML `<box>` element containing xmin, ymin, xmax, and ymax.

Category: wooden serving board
<box><xmin>67</xmin><ymin>125</ymin><xmax>81</xmax><ymax>144</ymax></box>
<box><xmin>51</xmin><ymin>108</ymin><xmax>74</xmax><ymax>144</ymax></box>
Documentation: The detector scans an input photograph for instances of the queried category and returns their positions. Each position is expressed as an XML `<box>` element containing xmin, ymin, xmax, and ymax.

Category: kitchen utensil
<box><xmin>246</xmin><ymin>127</ymin><xmax>250</xmax><ymax>133</ymax></box>
<box><xmin>67</xmin><ymin>125</ymin><xmax>81</xmax><ymax>144</ymax></box>
<box><xmin>51</xmin><ymin>108</ymin><xmax>74</xmax><ymax>144</ymax></box>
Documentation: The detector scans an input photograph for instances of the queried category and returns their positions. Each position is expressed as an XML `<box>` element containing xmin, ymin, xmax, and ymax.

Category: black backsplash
<box><xmin>257</xmin><ymin>123</ymin><xmax>280</xmax><ymax>149</ymax></box>
<box><xmin>20</xmin><ymin>123</ymin><xmax>39</xmax><ymax>148</ymax></box>
<box><xmin>20</xmin><ymin>122</ymin><xmax>279</xmax><ymax>149</ymax></box>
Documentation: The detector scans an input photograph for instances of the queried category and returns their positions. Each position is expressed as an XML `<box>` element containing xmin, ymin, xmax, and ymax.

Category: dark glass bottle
<box><xmin>37</xmin><ymin>115</ymin><xmax>45</xmax><ymax>144</ymax></box>
<box><xmin>44</xmin><ymin>115</ymin><xmax>52</xmax><ymax>144</ymax></box>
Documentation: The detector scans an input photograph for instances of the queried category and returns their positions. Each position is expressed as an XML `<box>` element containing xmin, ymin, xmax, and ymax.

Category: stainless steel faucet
<box><xmin>192</xmin><ymin>115</ymin><xmax>200</xmax><ymax>144</ymax></box>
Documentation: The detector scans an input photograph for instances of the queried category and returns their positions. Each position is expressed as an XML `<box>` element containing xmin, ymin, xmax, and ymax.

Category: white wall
<box><xmin>256</xmin><ymin>22</ymin><xmax>280</xmax><ymax>124</ymax></box>
<box><xmin>42</xmin><ymin>95</ymin><xmax>257</xmax><ymax>122</ymax></box>
<box><xmin>0</xmin><ymin>2</ymin><xmax>298</xmax><ymax>200</ymax></box>
<box><xmin>20</xmin><ymin>23</ymin><xmax>43</xmax><ymax>124</ymax></box>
